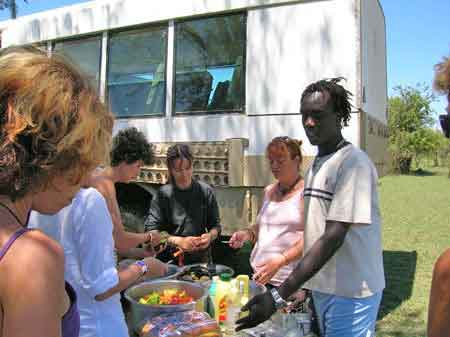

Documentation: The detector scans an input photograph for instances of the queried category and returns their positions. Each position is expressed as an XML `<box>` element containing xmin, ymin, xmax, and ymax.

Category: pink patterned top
<box><xmin>250</xmin><ymin>185</ymin><xmax>304</xmax><ymax>287</ymax></box>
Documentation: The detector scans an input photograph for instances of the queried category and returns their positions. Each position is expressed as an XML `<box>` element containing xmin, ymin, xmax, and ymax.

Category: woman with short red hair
<box><xmin>230</xmin><ymin>136</ymin><xmax>304</xmax><ymax>288</ymax></box>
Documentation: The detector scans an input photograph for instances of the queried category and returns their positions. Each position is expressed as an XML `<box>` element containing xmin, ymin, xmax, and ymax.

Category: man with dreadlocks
<box><xmin>236</xmin><ymin>78</ymin><xmax>385</xmax><ymax>337</ymax></box>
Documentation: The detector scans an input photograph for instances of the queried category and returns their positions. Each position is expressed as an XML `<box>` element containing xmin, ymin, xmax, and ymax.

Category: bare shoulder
<box><xmin>0</xmin><ymin>230</ymin><xmax>67</xmax><ymax>335</ymax></box>
<box><xmin>90</xmin><ymin>175</ymin><xmax>115</xmax><ymax>199</ymax></box>
<box><xmin>0</xmin><ymin>230</ymin><xmax>64</xmax><ymax>295</ymax></box>
<box><xmin>13</xmin><ymin>230</ymin><xmax>64</xmax><ymax>269</ymax></box>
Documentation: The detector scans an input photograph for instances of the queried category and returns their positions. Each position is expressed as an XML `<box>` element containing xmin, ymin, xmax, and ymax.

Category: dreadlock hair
<box><xmin>301</xmin><ymin>77</ymin><xmax>353</xmax><ymax>127</ymax></box>
<box><xmin>166</xmin><ymin>144</ymin><xmax>193</xmax><ymax>182</ymax></box>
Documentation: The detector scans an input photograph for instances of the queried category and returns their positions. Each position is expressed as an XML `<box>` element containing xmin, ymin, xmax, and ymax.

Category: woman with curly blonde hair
<box><xmin>0</xmin><ymin>47</ymin><xmax>113</xmax><ymax>337</ymax></box>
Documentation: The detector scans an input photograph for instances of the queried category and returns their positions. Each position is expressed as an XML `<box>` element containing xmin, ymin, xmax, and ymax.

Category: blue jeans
<box><xmin>312</xmin><ymin>290</ymin><xmax>383</xmax><ymax>337</ymax></box>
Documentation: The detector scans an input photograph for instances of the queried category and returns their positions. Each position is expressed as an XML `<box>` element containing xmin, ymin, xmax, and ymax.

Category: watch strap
<box><xmin>270</xmin><ymin>287</ymin><xmax>287</xmax><ymax>310</ymax></box>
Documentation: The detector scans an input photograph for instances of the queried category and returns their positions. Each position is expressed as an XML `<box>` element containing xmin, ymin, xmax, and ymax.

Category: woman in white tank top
<box><xmin>230</xmin><ymin>136</ymin><xmax>305</xmax><ymax>287</ymax></box>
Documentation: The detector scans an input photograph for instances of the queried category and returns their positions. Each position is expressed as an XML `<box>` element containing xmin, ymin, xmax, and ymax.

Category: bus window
<box><xmin>174</xmin><ymin>13</ymin><xmax>246</xmax><ymax>114</ymax></box>
<box><xmin>107</xmin><ymin>26</ymin><xmax>167</xmax><ymax>118</ymax></box>
<box><xmin>53</xmin><ymin>36</ymin><xmax>101</xmax><ymax>89</ymax></box>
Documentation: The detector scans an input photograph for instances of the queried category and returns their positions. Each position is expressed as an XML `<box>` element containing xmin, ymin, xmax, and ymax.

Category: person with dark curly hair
<box><xmin>89</xmin><ymin>127</ymin><xmax>163</xmax><ymax>258</ymax></box>
<box><xmin>236</xmin><ymin>78</ymin><xmax>385</xmax><ymax>337</ymax></box>
<box><xmin>427</xmin><ymin>55</ymin><xmax>450</xmax><ymax>337</ymax></box>
<box><xmin>144</xmin><ymin>144</ymin><xmax>222</xmax><ymax>264</ymax></box>
<box><xmin>0</xmin><ymin>46</ymin><xmax>113</xmax><ymax>337</ymax></box>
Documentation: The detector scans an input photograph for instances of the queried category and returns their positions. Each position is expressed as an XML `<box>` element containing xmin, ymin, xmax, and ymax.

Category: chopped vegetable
<box><xmin>139</xmin><ymin>288</ymin><xmax>194</xmax><ymax>305</ymax></box>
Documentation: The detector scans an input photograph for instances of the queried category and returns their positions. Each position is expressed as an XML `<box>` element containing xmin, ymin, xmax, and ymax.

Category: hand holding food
<box><xmin>229</xmin><ymin>230</ymin><xmax>251</xmax><ymax>249</ymax></box>
<box><xmin>152</xmin><ymin>231</ymin><xmax>169</xmax><ymax>253</ymax></box>
<box><xmin>195</xmin><ymin>233</ymin><xmax>212</xmax><ymax>250</ymax></box>
<box><xmin>173</xmin><ymin>236</ymin><xmax>199</xmax><ymax>252</ymax></box>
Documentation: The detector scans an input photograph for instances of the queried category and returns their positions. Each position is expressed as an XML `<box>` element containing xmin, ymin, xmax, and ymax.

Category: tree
<box><xmin>0</xmin><ymin>0</ymin><xmax>28</xmax><ymax>19</ymax></box>
<box><xmin>388</xmin><ymin>84</ymin><xmax>438</xmax><ymax>173</ymax></box>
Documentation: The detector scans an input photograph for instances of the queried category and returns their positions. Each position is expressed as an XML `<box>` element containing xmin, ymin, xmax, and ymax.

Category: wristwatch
<box><xmin>134</xmin><ymin>260</ymin><xmax>149</xmax><ymax>276</ymax></box>
<box><xmin>270</xmin><ymin>288</ymin><xmax>288</xmax><ymax>310</ymax></box>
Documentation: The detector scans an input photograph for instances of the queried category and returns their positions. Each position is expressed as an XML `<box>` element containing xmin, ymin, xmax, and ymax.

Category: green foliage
<box><xmin>388</xmin><ymin>84</ymin><xmax>445</xmax><ymax>173</ymax></box>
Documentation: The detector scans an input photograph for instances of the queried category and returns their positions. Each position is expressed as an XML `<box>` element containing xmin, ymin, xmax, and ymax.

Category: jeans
<box><xmin>312</xmin><ymin>290</ymin><xmax>383</xmax><ymax>337</ymax></box>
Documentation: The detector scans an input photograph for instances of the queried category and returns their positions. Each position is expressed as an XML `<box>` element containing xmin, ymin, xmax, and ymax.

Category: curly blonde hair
<box><xmin>0</xmin><ymin>46</ymin><xmax>114</xmax><ymax>200</ymax></box>
<box><xmin>434</xmin><ymin>56</ymin><xmax>450</xmax><ymax>95</ymax></box>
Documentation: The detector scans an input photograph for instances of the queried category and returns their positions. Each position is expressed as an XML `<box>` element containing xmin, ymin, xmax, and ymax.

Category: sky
<box><xmin>0</xmin><ymin>0</ymin><xmax>449</xmax><ymax>115</ymax></box>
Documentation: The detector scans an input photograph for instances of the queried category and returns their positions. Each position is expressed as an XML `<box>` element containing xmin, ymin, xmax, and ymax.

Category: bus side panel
<box><xmin>360</xmin><ymin>0</ymin><xmax>389</xmax><ymax>175</ymax></box>
<box><xmin>246</xmin><ymin>0</ymin><xmax>359</xmax><ymax>117</ymax></box>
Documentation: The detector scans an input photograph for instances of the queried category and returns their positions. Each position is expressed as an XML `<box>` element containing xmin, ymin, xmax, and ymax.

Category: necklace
<box><xmin>278</xmin><ymin>175</ymin><xmax>302</xmax><ymax>197</ymax></box>
<box><xmin>0</xmin><ymin>201</ymin><xmax>24</xmax><ymax>227</ymax></box>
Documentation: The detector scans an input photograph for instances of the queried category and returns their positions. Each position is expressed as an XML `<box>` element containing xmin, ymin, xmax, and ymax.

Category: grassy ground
<box><xmin>377</xmin><ymin>167</ymin><xmax>450</xmax><ymax>337</ymax></box>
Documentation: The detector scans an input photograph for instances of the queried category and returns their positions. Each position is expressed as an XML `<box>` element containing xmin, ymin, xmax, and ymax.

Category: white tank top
<box><xmin>250</xmin><ymin>186</ymin><xmax>304</xmax><ymax>287</ymax></box>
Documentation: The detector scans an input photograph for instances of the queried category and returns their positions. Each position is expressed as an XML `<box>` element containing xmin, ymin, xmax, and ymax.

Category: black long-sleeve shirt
<box><xmin>144</xmin><ymin>180</ymin><xmax>221</xmax><ymax>264</ymax></box>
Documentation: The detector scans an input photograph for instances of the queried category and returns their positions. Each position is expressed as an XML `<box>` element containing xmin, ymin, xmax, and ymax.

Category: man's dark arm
<box><xmin>278</xmin><ymin>220</ymin><xmax>350</xmax><ymax>299</ymax></box>
<box><xmin>236</xmin><ymin>219</ymin><xmax>350</xmax><ymax>331</ymax></box>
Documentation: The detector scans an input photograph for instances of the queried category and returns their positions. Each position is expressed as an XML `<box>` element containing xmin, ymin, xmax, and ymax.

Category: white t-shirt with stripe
<box><xmin>303</xmin><ymin>144</ymin><xmax>385</xmax><ymax>298</ymax></box>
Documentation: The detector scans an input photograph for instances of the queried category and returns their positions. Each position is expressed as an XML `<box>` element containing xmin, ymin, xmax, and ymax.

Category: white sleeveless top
<box><xmin>250</xmin><ymin>186</ymin><xmax>304</xmax><ymax>286</ymax></box>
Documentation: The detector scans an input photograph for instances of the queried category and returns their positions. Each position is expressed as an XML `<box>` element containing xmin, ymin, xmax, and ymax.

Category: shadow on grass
<box><xmin>378</xmin><ymin>250</ymin><xmax>417</xmax><ymax>320</ymax></box>
<box><xmin>411</xmin><ymin>168</ymin><xmax>436</xmax><ymax>176</ymax></box>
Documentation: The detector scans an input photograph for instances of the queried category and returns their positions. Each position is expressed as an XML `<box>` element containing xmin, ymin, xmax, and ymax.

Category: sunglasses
<box><xmin>440</xmin><ymin>114</ymin><xmax>449</xmax><ymax>138</ymax></box>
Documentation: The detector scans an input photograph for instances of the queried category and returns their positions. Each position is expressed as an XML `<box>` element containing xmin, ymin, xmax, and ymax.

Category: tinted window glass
<box><xmin>175</xmin><ymin>14</ymin><xmax>245</xmax><ymax>113</ymax></box>
<box><xmin>54</xmin><ymin>36</ymin><xmax>101</xmax><ymax>88</ymax></box>
<box><xmin>107</xmin><ymin>27</ymin><xmax>167</xmax><ymax>117</ymax></box>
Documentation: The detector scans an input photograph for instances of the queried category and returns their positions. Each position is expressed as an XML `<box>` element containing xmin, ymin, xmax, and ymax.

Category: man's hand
<box><xmin>235</xmin><ymin>291</ymin><xmax>277</xmax><ymax>331</ymax></box>
<box><xmin>253</xmin><ymin>254</ymin><xmax>286</xmax><ymax>285</ymax></box>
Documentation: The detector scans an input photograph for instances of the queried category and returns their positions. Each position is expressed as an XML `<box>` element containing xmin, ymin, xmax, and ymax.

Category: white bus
<box><xmin>0</xmin><ymin>0</ymin><xmax>389</xmax><ymax>233</ymax></box>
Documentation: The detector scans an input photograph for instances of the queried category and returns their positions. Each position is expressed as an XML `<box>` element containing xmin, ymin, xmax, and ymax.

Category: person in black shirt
<box><xmin>144</xmin><ymin>144</ymin><xmax>221</xmax><ymax>264</ymax></box>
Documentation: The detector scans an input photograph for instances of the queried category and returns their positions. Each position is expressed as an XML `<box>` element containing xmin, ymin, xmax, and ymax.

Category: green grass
<box><xmin>377</xmin><ymin>167</ymin><xmax>450</xmax><ymax>337</ymax></box>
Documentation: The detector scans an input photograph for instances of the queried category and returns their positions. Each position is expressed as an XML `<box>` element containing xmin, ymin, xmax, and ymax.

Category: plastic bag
<box><xmin>140</xmin><ymin>311</ymin><xmax>222</xmax><ymax>337</ymax></box>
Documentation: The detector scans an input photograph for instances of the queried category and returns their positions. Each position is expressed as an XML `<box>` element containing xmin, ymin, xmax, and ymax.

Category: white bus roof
<box><xmin>2</xmin><ymin>0</ymin><xmax>310</xmax><ymax>46</ymax></box>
